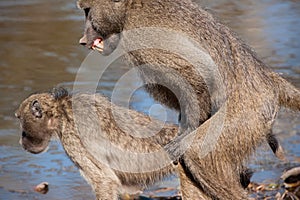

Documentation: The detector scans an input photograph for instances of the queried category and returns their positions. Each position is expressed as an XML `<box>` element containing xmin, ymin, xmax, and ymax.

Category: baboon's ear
<box><xmin>31</xmin><ymin>100</ymin><xmax>43</xmax><ymax>118</ymax></box>
<box><xmin>131</xmin><ymin>0</ymin><xmax>142</xmax><ymax>9</ymax></box>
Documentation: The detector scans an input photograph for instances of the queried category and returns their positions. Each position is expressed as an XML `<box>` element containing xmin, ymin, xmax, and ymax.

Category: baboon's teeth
<box><xmin>92</xmin><ymin>38</ymin><xmax>104</xmax><ymax>53</ymax></box>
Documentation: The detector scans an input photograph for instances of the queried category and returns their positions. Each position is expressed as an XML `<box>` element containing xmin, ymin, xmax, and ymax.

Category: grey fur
<box><xmin>16</xmin><ymin>88</ymin><xmax>208</xmax><ymax>199</ymax></box>
<box><xmin>77</xmin><ymin>0</ymin><xmax>300</xmax><ymax>199</ymax></box>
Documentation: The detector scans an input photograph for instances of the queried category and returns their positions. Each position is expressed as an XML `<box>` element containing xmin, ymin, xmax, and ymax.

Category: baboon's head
<box><xmin>77</xmin><ymin>0</ymin><xmax>139</xmax><ymax>54</ymax></box>
<box><xmin>15</xmin><ymin>90</ymin><xmax>64</xmax><ymax>154</ymax></box>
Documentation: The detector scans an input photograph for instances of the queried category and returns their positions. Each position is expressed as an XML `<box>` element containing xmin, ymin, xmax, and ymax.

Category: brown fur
<box><xmin>16</xmin><ymin>88</ymin><xmax>209</xmax><ymax>199</ymax></box>
<box><xmin>76</xmin><ymin>0</ymin><xmax>300</xmax><ymax>199</ymax></box>
<box><xmin>77</xmin><ymin>0</ymin><xmax>285</xmax><ymax>161</ymax></box>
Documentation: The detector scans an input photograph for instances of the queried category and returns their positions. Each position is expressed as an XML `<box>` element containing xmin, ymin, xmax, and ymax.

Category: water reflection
<box><xmin>0</xmin><ymin>0</ymin><xmax>299</xmax><ymax>199</ymax></box>
<box><xmin>201</xmin><ymin>0</ymin><xmax>300</xmax><ymax>82</ymax></box>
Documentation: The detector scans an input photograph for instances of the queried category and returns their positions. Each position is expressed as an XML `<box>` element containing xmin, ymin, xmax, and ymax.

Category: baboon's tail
<box><xmin>276</xmin><ymin>75</ymin><xmax>300</xmax><ymax>111</ymax></box>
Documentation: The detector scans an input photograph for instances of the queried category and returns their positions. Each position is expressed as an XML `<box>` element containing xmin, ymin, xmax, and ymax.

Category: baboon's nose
<box><xmin>79</xmin><ymin>35</ymin><xmax>87</xmax><ymax>46</ymax></box>
<box><xmin>15</xmin><ymin>111</ymin><xmax>20</xmax><ymax>118</ymax></box>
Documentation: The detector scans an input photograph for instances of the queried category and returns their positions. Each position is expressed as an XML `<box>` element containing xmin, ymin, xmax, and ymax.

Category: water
<box><xmin>0</xmin><ymin>0</ymin><xmax>299</xmax><ymax>199</ymax></box>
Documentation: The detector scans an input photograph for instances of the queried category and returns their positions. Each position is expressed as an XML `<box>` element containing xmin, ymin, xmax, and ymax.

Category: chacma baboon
<box><xmin>16</xmin><ymin>87</ymin><xmax>209</xmax><ymax>199</ymax></box>
<box><xmin>78</xmin><ymin>0</ymin><xmax>286</xmax><ymax>162</ymax></box>
<box><xmin>77</xmin><ymin>0</ymin><xmax>299</xmax><ymax>199</ymax></box>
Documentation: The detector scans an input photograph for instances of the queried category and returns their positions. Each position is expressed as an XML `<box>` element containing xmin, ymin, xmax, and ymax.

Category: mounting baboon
<box><xmin>76</xmin><ymin>0</ymin><xmax>299</xmax><ymax>199</ymax></box>
<box><xmin>16</xmin><ymin>87</ymin><xmax>215</xmax><ymax>199</ymax></box>
<box><xmin>77</xmin><ymin>0</ymin><xmax>286</xmax><ymax>162</ymax></box>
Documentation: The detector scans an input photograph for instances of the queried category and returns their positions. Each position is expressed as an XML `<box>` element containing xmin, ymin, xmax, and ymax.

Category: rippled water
<box><xmin>0</xmin><ymin>0</ymin><xmax>299</xmax><ymax>199</ymax></box>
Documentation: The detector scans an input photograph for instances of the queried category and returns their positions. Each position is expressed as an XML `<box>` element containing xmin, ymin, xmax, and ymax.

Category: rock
<box><xmin>281</xmin><ymin>167</ymin><xmax>300</xmax><ymax>198</ymax></box>
<box><xmin>34</xmin><ymin>182</ymin><xmax>49</xmax><ymax>194</ymax></box>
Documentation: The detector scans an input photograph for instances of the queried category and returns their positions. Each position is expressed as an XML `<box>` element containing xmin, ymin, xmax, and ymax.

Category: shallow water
<box><xmin>0</xmin><ymin>0</ymin><xmax>299</xmax><ymax>199</ymax></box>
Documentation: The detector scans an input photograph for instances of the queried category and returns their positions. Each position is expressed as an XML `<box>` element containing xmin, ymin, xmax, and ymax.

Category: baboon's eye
<box><xmin>112</xmin><ymin>0</ymin><xmax>121</xmax><ymax>2</ymax></box>
<box><xmin>22</xmin><ymin>131</ymin><xmax>28</xmax><ymax>138</ymax></box>
<box><xmin>84</xmin><ymin>8</ymin><xmax>90</xmax><ymax>18</ymax></box>
<box><xmin>31</xmin><ymin>100</ymin><xmax>43</xmax><ymax>118</ymax></box>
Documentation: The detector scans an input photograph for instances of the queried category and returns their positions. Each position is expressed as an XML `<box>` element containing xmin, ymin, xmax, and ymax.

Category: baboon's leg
<box><xmin>79</xmin><ymin>157</ymin><xmax>121</xmax><ymax>200</ymax></box>
<box><xmin>178</xmin><ymin>163</ymin><xmax>212</xmax><ymax>200</ymax></box>
<box><xmin>176</xmin><ymin>110</ymin><xmax>251</xmax><ymax>200</ymax></box>
<box><xmin>181</xmin><ymin>154</ymin><xmax>249</xmax><ymax>200</ymax></box>
<box><xmin>266</xmin><ymin>131</ymin><xmax>286</xmax><ymax>161</ymax></box>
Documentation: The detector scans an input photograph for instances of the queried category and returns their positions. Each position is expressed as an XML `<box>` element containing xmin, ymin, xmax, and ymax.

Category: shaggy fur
<box><xmin>76</xmin><ymin>0</ymin><xmax>300</xmax><ymax>199</ymax></box>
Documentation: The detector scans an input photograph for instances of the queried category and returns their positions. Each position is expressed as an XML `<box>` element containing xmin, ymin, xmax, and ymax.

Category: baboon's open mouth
<box><xmin>92</xmin><ymin>38</ymin><xmax>104</xmax><ymax>53</ymax></box>
<box><xmin>91</xmin><ymin>34</ymin><xmax>120</xmax><ymax>55</ymax></box>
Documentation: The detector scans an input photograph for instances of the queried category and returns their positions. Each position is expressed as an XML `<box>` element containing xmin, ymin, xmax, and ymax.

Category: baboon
<box><xmin>16</xmin><ymin>87</ymin><xmax>210</xmax><ymax>199</ymax></box>
<box><xmin>77</xmin><ymin>0</ymin><xmax>300</xmax><ymax>199</ymax></box>
<box><xmin>78</xmin><ymin>0</ymin><xmax>286</xmax><ymax>161</ymax></box>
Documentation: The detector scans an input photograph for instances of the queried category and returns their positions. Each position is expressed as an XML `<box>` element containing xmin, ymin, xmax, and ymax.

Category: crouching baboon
<box><xmin>77</xmin><ymin>0</ymin><xmax>299</xmax><ymax>199</ymax></box>
<box><xmin>16</xmin><ymin>87</ymin><xmax>212</xmax><ymax>199</ymax></box>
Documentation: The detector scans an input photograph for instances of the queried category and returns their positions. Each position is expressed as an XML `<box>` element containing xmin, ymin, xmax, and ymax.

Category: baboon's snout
<box><xmin>79</xmin><ymin>34</ymin><xmax>87</xmax><ymax>45</ymax></box>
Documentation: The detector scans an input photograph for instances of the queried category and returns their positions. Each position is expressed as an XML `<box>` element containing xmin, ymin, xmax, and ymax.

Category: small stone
<box><xmin>34</xmin><ymin>182</ymin><xmax>49</xmax><ymax>194</ymax></box>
